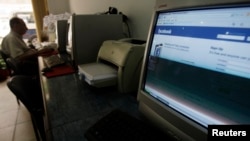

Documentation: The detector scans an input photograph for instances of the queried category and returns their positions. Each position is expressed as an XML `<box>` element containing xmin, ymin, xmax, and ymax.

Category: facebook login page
<box><xmin>150</xmin><ymin>6</ymin><xmax>250</xmax><ymax>79</ymax></box>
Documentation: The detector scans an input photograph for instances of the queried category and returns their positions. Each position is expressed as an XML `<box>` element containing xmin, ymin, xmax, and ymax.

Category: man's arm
<box><xmin>16</xmin><ymin>48</ymin><xmax>54</xmax><ymax>61</ymax></box>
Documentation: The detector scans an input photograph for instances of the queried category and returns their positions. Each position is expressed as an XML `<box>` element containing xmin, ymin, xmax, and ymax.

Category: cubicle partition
<box><xmin>70</xmin><ymin>14</ymin><xmax>124</xmax><ymax>65</ymax></box>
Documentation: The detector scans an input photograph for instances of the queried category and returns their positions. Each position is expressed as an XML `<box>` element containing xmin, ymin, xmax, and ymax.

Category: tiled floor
<box><xmin>0</xmin><ymin>77</ymin><xmax>36</xmax><ymax>141</ymax></box>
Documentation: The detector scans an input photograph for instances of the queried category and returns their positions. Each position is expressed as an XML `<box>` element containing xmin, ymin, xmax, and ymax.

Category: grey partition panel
<box><xmin>71</xmin><ymin>14</ymin><xmax>124</xmax><ymax>65</ymax></box>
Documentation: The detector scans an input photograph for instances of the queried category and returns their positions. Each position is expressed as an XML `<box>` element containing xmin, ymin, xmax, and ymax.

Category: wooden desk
<box><xmin>38</xmin><ymin>56</ymin><xmax>139</xmax><ymax>141</ymax></box>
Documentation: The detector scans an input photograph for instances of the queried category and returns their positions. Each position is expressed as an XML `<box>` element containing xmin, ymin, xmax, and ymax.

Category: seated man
<box><xmin>1</xmin><ymin>17</ymin><xmax>53</xmax><ymax>75</ymax></box>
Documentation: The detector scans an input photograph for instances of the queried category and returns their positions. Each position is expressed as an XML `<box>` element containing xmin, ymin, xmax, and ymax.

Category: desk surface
<box><xmin>38</xmin><ymin>56</ymin><xmax>139</xmax><ymax>141</ymax></box>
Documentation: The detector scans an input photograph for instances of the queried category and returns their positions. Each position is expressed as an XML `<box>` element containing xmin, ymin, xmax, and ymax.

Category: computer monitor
<box><xmin>56</xmin><ymin>20</ymin><xmax>69</xmax><ymax>53</ymax></box>
<box><xmin>137</xmin><ymin>0</ymin><xmax>250</xmax><ymax>141</ymax></box>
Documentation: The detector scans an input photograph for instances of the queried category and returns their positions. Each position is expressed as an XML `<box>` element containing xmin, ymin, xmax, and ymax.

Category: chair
<box><xmin>1</xmin><ymin>50</ymin><xmax>36</xmax><ymax>76</ymax></box>
<box><xmin>0</xmin><ymin>50</ymin><xmax>11</xmax><ymax>74</ymax></box>
<box><xmin>0</xmin><ymin>50</ymin><xmax>9</xmax><ymax>62</ymax></box>
<box><xmin>6</xmin><ymin>57</ymin><xmax>39</xmax><ymax>76</ymax></box>
<box><xmin>0</xmin><ymin>50</ymin><xmax>21</xmax><ymax>105</ymax></box>
<box><xmin>0</xmin><ymin>50</ymin><xmax>23</xmax><ymax>76</ymax></box>
<box><xmin>5</xmin><ymin>58</ymin><xmax>22</xmax><ymax>76</ymax></box>
<box><xmin>7</xmin><ymin>75</ymin><xmax>46</xmax><ymax>141</ymax></box>
<box><xmin>78</xmin><ymin>38</ymin><xmax>146</xmax><ymax>93</ymax></box>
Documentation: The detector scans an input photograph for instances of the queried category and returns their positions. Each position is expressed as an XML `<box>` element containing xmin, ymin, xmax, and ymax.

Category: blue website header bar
<box><xmin>154</xmin><ymin>26</ymin><xmax>250</xmax><ymax>43</ymax></box>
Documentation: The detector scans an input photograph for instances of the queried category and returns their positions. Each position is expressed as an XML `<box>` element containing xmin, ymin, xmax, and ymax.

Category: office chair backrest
<box><xmin>0</xmin><ymin>50</ymin><xmax>9</xmax><ymax>61</ymax></box>
<box><xmin>6</xmin><ymin>58</ymin><xmax>22</xmax><ymax>76</ymax></box>
<box><xmin>7</xmin><ymin>75</ymin><xmax>43</xmax><ymax>111</ymax></box>
<box><xmin>0</xmin><ymin>50</ymin><xmax>10</xmax><ymax>69</ymax></box>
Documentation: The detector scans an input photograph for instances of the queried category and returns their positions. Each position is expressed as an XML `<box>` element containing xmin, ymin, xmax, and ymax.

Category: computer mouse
<box><xmin>42</xmin><ymin>67</ymin><xmax>52</xmax><ymax>72</ymax></box>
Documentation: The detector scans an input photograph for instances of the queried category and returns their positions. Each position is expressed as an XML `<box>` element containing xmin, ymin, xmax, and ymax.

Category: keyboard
<box><xmin>43</xmin><ymin>54</ymin><xmax>65</xmax><ymax>68</ymax></box>
<box><xmin>84</xmin><ymin>109</ymin><xmax>171</xmax><ymax>141</ymax></box>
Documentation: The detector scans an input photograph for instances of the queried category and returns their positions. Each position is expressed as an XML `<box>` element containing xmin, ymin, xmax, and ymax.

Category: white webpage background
<box><xmin>150</xmin><ymin>35</ymin><xmax>250</xmax><ymax>79</ymax></box>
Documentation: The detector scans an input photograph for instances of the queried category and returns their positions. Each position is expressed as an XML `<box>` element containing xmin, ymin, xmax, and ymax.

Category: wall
<box><xmin>47</xmin><ymin>0</ymin><xmax>155</xmax><ymax>40</ymax></box>
<box><xmin>47</xmin><ymin>0</ymin><xmax>70</xmax><ymax>14</ymax></box>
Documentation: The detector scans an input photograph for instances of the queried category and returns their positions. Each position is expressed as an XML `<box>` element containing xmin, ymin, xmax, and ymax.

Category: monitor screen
<box><xmin>138</xmin><ymin>2</ymin><xmax>250</xmax><ymax>141</ymax></box>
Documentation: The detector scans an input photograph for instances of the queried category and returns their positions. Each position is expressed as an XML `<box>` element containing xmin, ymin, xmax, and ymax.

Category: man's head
<box><xmin>9</xmin><ymin>17</ymin><xmax>28</xmax><ymax>35</ymax></box>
